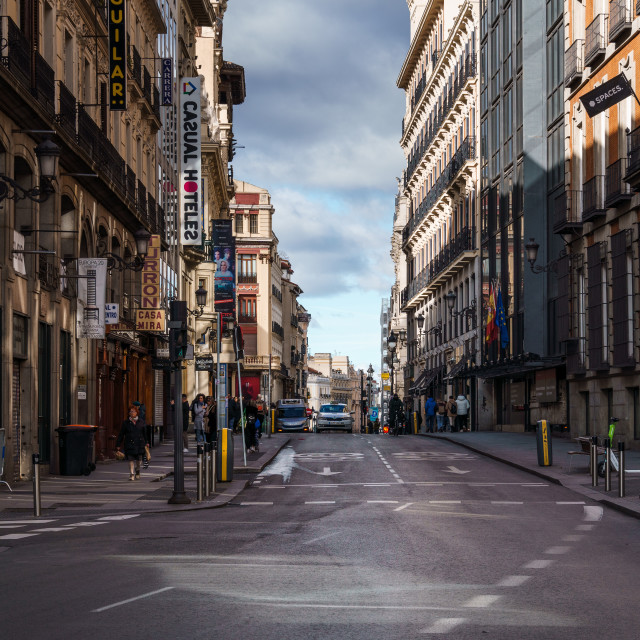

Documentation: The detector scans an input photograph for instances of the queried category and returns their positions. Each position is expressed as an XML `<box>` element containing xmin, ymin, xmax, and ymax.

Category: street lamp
<box><xmin>188</xmin><ymin>285</ymin><xmax>208</xmax><ymax>317</ymax></box>
<box><xmin>0</xmin><ymin>139</ymin><xmax>61</xmax><ymax>202</ymax></box>
<box><xmin>445</xmin><ymin>290</ymin><xmax>477</xmax><ymax>319</ymax></box>
<box><xmin>98</xmin><ymin>228</ymin><xmax>151</xmax><ymax>272</ymax></box>
<box><xmin>525</xmin><ymin>237</ymin><xmax>559</xmax><ymax>274</ymax></box>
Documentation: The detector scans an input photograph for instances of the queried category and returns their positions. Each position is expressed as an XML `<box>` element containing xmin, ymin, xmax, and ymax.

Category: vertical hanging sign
<box><xmin>136</xmin><ymin>234</ymin><xmax>166</xmax><ymax>331</ymax></box>
<box><xmin>78</xmin><ymin>258</ymin><xmax>108</xmax><ymax>339</ymax></box>
<box><xmin>108</xmin><ymin>0</ymin><xmax>127</xmax><ymax>110</ymax></box>
<box><xmin>180</xmin><ymin>77</ymin><xmax>202</xmax><ymax>245</ymax></box>
<box><xmin>161</xmin><ymin>58</ymin><xmax>173</xmax><ymax>105</ymax></box>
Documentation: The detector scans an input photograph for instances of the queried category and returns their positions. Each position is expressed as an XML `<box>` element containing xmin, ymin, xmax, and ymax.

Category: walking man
<box><xmin>181</xmin><ymin>393</ymin><xmax>190</xmax><ymax>452</ymax></box>
<box><xmin>424</xmin><ymin>396</ymin><xmax>437</xmax><ymax>433</ymax></box>
<box><xmin>456</xmin><ymin>394</ymin><xmax>471</xmax><ymax>432</ymax></box>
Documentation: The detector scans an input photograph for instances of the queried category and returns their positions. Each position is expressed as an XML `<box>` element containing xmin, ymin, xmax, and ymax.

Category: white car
<box><xmin>316</xmin><ymin>403</ymin><xmax>353</xmax><ymax>433</ymax></box>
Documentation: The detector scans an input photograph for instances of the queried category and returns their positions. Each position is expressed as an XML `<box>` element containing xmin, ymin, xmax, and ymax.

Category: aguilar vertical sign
<box><xmin>136</xmin><ymin>234</ymin><xmax>166</xmax><ymax>331</ymax></box>
<box><xmin>180</xmin><ymin>77</ymin><xmax>202</xmax><ymax>245</ymax></box>
<box><xmin>108</xmin><ymin>0</ymin><xmax>127</xmax><ymax>110</ymax></box>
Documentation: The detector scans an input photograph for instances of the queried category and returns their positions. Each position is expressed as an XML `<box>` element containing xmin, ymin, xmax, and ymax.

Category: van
<box><xmin>275</xmin><ymin>399</ymin><xmax>309</xmax><ymax>432</ymax></box>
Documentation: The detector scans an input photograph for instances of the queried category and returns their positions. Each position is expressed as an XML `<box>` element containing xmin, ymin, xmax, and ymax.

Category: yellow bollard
<box><xmin>414</xmin><ymin>412</ymin><xmax>418</xmax><ymax>434</ymax></box>
<box><xmin>271</xmin><ymin>409</ymin><xmax>275</xmax><ymax>433</ymax></box>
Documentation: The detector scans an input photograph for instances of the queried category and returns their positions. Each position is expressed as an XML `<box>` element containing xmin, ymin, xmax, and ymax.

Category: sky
<box><xmin>222</xmin><ymin>0</ymin><xmax>409</xmax><ymax>373</ymax></box>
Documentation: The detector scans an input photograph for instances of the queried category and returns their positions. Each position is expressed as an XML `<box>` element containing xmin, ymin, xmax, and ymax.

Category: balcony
<box><xmin>57</xmin><ymin>81</ymin><xmax>77</xmax><ymax>139</ymax></box>
<box><xmin>243</xmin><ymin>355</ymin><xmax>280</xmax><ymax>370</ymax></box>
<box><xmin>609</xmin><ymin>0</ymin><xmax>632</xmax><ymax>43</ymax></box>
<box><xmin>238</xmin><ymin>314</ymin><xmax>256</xmax><ymax>324</ymax></box>
<box><xmin>585</xmin><ymin>14</ymin><xmax>608</xmax><ymax>68</ymax></box>
<box><xmin>582</xmin><ymin>175</ymin><xmax>606</xmax><ymax>222</ymax></box>
<box><xmin>564</xmin><ymin>40</ymin><xmax>584</xmax><ymax>89</ymax></box>
<box><xmin>605</xmin><ymin>158</ymin><xmax>631</xmax><ymax>207</ymax></box>
<box><xmin>238</xmin><ymin>274</ymin><xmax>257</xmax><ymax>284</ymax></box>
<box><xmin>553</xmin><ymin>190</ymin><xmax>583</xmax><ymax>234</ymax></box>
<box><xmin>624</xmin><ymin>125</ymin><xmax>640</xmax><ymax>188</ymax></box>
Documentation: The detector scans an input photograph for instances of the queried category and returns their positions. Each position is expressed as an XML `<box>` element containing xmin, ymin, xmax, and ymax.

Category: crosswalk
<box><xmin>0</xmin><ymin>514</ymin><xmax>139</xmax><ymax>542</ymax></box>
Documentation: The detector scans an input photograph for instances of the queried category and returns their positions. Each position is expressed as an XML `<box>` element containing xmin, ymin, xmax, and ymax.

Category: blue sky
<box><xmin>223</xmin><ymin>0</ymin><xmax>409</xmax><ymax>373</ymax></box>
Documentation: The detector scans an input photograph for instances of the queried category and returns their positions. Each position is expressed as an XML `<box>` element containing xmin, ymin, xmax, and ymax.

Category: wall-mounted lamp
<box><xmin>0</xmin><ymin>139</ymin><xmax>60</xmax><ymax>202</ymax></box>
<box><xmin>427</xmin><ymin>320</ymin><xmax>443</xmax><ymax>336</ymax></box>
<box><xmin>187</xmin><ymin>285</ymin><xmax>208</xmax><ymax>317</ymax></box>
<box><xmin>445</xmin><ymin>291</ymin><xmax>477</xmax><ymax>318</ymax></box>
<box><xmin>98</xmin><ymin>228</ymin><xmax>151</xmax><ymax>272</ymax></box>
<box><xmin>525</xmin><ymin>237</ymin><xmax>562</xmax><ymax>274</ymax></box>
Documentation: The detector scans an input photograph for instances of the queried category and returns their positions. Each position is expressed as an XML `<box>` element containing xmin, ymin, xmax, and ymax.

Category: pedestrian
<box><xmin>456</xmin><ymin>394</ymin><xmax>471</xmax><ymax>431</ymax></box>
<box><xmin>244</xmin><ymin>400</ymin><xmax>258</xmax><ymax>452</ymax></box>
<box><xmin>181</xmin><ymin>393</ymin><xmax>190</xmax><ymax>452</ymax></box>
<box><xmin>389</xmin><ymin>393</ymin><xmax>404</xmax><ymax>436</ymax></box>
<box><xmin>446</xmin><ymin>395</ymin><xmax>457</xmax><ymax>432</ymax></box>
<box><xmin>191</xmin><ymin>393</ymin><xmax>206</xmax><ymax>443</ymax></box>
<box><xmin>436</xmin><ymin>398</ymin><xmax>446</xmax><ymax>432</ymax></box>
<box><xmin>227</xmin><ymin>394</ymin><xmax>239</xmax><ymax>432</ymax></box>
<box><xmin>204</xmin><ymin>396</ymin><xmax>217</xmax><ymax>445</ymax></box>
<box><xmin>115</xmin><ymin>406</ymin><xmax>148</xmax><ymax>481</ymax></box>
<box><xmin>424</xmin><ymin>396</ymin><xmax>437</xmax><ymax>433</ymax></box>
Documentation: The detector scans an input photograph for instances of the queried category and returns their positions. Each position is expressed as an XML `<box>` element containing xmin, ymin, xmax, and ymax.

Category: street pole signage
<box><xmin>195</xmin><ymin>355</ymin><xmax>214</xmax><ymax>371</ymax></box>
<box><xmin>161</xmin><ymin>58</ymin><xmax>173</xmax><ymax>106</ymax></box>
<box><xmin>180</xmin><ymin>77</ymin><xmax>202</xmax><ymax>245</ymax></box>
<box><xmin>580</xmin><ymin>73</ymin><xmax>634</xmax><ymax>117</ymax></box>
<box><xmin>78</xmin><ymin>258</ymin><xmax>108</xmax><ymax>339</ymax></box>
<box><xmin>108</xmin><ymin>0</ymin><xmax>127</xmax><ymax>110</ymax></box>
<box><xmin>136</xmin><ymin>235</ymin><xmax>166</xmax><ymax>331</ymax></box>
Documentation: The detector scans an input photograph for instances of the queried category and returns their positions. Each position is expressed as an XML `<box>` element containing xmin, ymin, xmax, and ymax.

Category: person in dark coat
<box><xmin>116</xmin><ymin>406</ymin><xmax>147</xmax><ymax>480</ymax></box>
<box><xmin>181</xmin><ymin>393</ymin><xmax>190</xmax><ymax>452</ymax></box>
<box><xmin>389</xmin><ymin>394</ymin><xmax>404</xmax><ymax>436</ymax></box>
<box><xmin>227</xmin><ymin>395</ymin><xmax>240</xmax><ymax>432</ymax></box>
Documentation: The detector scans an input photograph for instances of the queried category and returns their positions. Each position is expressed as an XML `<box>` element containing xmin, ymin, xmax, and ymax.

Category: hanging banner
<box><xmin>161</xmin><ymin>58</ymin><xmax>173</xmax><ymax>105</ymax></box>
<box><xmin>108</xmin><ymin>0</ymin><xmax>127</xmax><ymax>110</ymax></box>
<box><xmin>78</xmin><ymin>258</ymin><xmax>108</xmax><ymax>339</ymax></box>
<box><xmin>212</xmin><ymin>219</ymin><xmax>236</xmax><ymax>325</ymax></box>
<box><xmin>136</xmin><ymin>234</ymin><xmax>165</xmax><ymax>332</ymax></box>
<box><xmin>180</xmin><ymin>77</ymin><xmax>202</xmax><ymax>245</ymax></box>
<box><xmin>580</xmin><ymin>73</ymin><xmax>633</xmax><ymax>118</ymax></box>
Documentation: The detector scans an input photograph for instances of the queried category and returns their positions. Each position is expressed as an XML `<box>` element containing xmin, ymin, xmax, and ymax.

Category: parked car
<box><xmin>316</xmin><ymin>403</ymin><xmax>353</xmax><ymax>433</ymax></box>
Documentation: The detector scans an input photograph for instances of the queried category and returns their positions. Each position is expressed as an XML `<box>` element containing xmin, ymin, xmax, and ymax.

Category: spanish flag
<box><xmin>485</xmin><ymin>281</ymin><xmax>498</xmax><ymax>344</ymax></box>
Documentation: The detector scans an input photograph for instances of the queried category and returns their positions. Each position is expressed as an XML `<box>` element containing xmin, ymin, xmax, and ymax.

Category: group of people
<box><xmin>180</xmin><ymin>393</ymin><xmax>218</xmax><ymax>452</ymax></box>
<box><xmin>423</xmin><ymin>395</ymin><xmax>470</xmax><ymax>433</ymax></box>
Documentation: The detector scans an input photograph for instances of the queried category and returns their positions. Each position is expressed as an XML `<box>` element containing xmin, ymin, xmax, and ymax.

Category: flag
<box><xmin>496</xmin><ymin>284</ymin><xmax>509</xmax><ymax>349</ymax></box>
<box><xmin>485</xmin><ymin>281</ymin><xmax>498</xmax><ymax>344</ymax></box>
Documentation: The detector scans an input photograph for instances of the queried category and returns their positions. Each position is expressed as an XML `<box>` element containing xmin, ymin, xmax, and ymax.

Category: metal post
<box><xmin>267</xmin><ymin>353</ymin><xmax>272</xmax><ymax>438</ymax></box>
<box><xmin>204</xmin><ymin>442</ymin><xmax>211</xmax><ymax>497</ymax></box>
<box><xmin>618</xmin><ymin>441</ymin><xmax>626</xmax><ymax>498</ymax></box>
<box><xmin>591</xmin><ymin>435</ymin><xmax>599</xmax><ymax>487</ymax></box>
<box><xmin>360</xmin><ymin>371</ymin><xmax>365</xmax><ymax>433</ymax></box>
<box><xmin>32</xmin><ymin>453</ymin><xmax>41</xmax><ymax>517</ymax></box>
<box><xmin>234</xmin><ymin>324</ymin><xmax>246</xmax><ymax>466</ymax></box>
<box><xmin>604</xmin><ymin>438</ymin><xmax>611</xmax><ymax>491</ymax></box>
<box><xmin>196</xmin><ymin>443</ymin><xmax>204</xmax><ymax>502</ymax></box>
<box><xmin>216</xmin><ymin>312</ymin><xmax>224</xmax><ymax>444</ymax></box>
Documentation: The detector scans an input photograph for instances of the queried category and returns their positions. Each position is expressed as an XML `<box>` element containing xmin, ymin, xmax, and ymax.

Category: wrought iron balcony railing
<box><xmin>609</xmin><ymin>0</ymin><xmax>632</xmax><ymax>42</ymax></box>
<box><xmin>585</xmin><ymin>14</ymin><xmax>608</xmax><ymax>67</ymax></box>
<box><xmin>605</xmin><ymin>157</ymin><xmax>631</xmax><ymax>207</ymax></box>
<box><xmin>582</xmin><ymin>175</ymin><xmax>606</xmax><ymax>222</ymax></box>
<box><xmin>564</xmin><ymin>39</ymin><xmax>584</xmax><ymax>88</ymax></box>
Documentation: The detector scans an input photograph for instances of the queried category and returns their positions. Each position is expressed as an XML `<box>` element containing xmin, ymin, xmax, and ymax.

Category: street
<box><xmin>2</xmin><ymin>433</ymin><xmax>640</xmax><ymax>639</ymax></box>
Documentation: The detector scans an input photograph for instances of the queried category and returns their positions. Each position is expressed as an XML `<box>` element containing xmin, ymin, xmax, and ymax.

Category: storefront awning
<box><xmin>409</xmin><ymin>369</ymin><xmax>427</xmax><ymax>395</ymax></box>
<box><xmin>444</xmin><ymin>359</ymin><xmax>465</xmax><ymax>381</ymax></box>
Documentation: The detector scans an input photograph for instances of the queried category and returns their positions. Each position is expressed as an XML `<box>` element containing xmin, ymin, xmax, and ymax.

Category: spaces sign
<box><xmin>580</xmin><ymin>73</ymin><xmax>633</xmax><ymax>118</ymax></box>
<box><xmin>180</xmin><ymin>77</ymin><xmax>202</xmax><ymax>245</ymax></box>
<box><xmin>108</xmin><ymin>0</ymin><xmax>127</xmax><ymax>110</ymax></box>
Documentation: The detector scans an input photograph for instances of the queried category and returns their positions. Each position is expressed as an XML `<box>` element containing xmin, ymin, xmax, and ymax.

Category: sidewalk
<box><xmin>0</xmin><ymin>433</ymin><xmax>290</xmax><ymax>520</ymax></box>
<box><xmin>419</xmin><ymin>430</ymin><xmax>640</xmax><ymax>519</ymax></box>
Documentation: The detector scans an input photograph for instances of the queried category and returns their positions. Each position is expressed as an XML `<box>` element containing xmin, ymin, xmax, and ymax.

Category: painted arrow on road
<box><xmin>444</xmin><ymin>466</ymin><xmax>470</xmax><ymax>475</ymax></box>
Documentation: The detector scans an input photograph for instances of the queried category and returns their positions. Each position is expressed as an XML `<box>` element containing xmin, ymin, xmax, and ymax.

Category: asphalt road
<box><xmin>2</xmin><ymin>433</ymin><xmax>640</xmax><ymax>639</ymax></box>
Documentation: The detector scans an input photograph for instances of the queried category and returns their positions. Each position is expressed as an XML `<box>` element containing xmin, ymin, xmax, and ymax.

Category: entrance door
<box><xmin>12</xmin><ymin>362</ymin><xmax>20</xmax><ymax>481</ymax></box>
<box><xmin>38</xmin><ymin>323</ymin><xmax>52</xmax><ymax>462</ymax></box>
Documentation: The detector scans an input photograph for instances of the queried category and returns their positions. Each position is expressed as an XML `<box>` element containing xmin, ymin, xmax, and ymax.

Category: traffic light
<box><xmin>233</xmin><ymin>323</ymin><xmax>244</xmax><ymax>361</ymax></box>
<box><xmin>169</xmin><ymin>301</ymin><xmax>188</xmax><ymax>362</ymax></box>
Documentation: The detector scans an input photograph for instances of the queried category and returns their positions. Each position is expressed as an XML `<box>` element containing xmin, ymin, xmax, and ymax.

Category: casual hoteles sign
<box><xmin>136</xmin><ymin>235</ymin><xmax>165</xmax><ymax>331</ymax></box>
<box><xmin>108</xmin><ymin>0</ymin><xmax>127</xmax><ymax>110</ymax></box>
<box><xmin>180</xmin><ymin>77</ymin><xmax>202</xmax><ymax>245</ymax></box>
<box><xmin>580</xmin><ymin>73</ymin><xmax>633</xmax><ymax>118</ymax></box>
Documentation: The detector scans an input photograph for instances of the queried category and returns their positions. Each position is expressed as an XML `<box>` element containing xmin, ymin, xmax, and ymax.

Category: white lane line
<box><xmin>240</xmin><ymin>502</ymin><xmax>273</xmax><ymax>506</ymax></box>
<box><xmin>562</xmin><ymin>535</ymin><xmax>584</xmax><ymax>542</ymax></box>
<box><xmin>464</xmin><ymin>595</ymin><xmax>501</xmax><ymax>608</ymax></box>
<box><xmin>303</xmin><ymin>532</ymin><xmax>339</xmax><ymax>545</ymax></box>
<box><xmin>305</xmin><ymin>501</ymin><xmax>335</xmax><ymax>505</ymax></box>
<box><xmin>394</xmin><ymin>503</ymin><xmax>413</xmax><ymax>512</ymax></box>
<box><xmin>64</xmin><ymin>522</ymin><xmax>109</xmax><ymax>527</ymax></box>
<box><xmin>367</xmin><ymin>500</ymin><xmax>399</xmax><ymax>504</ymax></box>
<box><xmin>429</xmin><ymin>500</ymin><xmax>462</xmax><ymax>504</ymax></box>
<box><xmin>583</xmin><ymin>506</ymin><xmax>604</xmax><ymax>521</ymax></box>
<box><xmin>0</xmin><ymin>533</ymin><xmax>40</xmax><ymax>540</ymax></box>
<box><xmin>523</xmin><ymin>559</ymin><xmax>554</xmax><ymax>569</ymax></box>
<box><xmin>363</xmin><ymin>483</ymin><xmax>391</xmax><ymax>487</ymax></box>
<box><xmin>30</xmin><ymin>527</ymin><xmax>72</xmax><ymax>532</ymax></box>
<box><xmin>259</xmin><ymin>486</ymin><xmax>287</xmax><ymax>489</ymax></box>
<box><xmin>496</xmin><ymin>575</ymin><xmax>530</xmax><ymax>587</ymax></box>
<box><xmin>0</xmin><ymin>525</ymin><xmax>24</xmax><ymax>529</ymax></box>
<box><xmin>545</xmin><ymin>546</ymin><xmax>570</xmax><ymax>555</ymax></box>
<box><xmin>419</xmin><ymin>618</ymin><xmax>467</xmax><ymax>634</ymax></box>
<box><xmin>522</xmin><ymin>484</ymin><xmax>548</xmax><ymax>487</ymax></box>
<box><xmin>576</xmin><ymin>524</ymin><xmax>595</xmax><ymax>531</ymax></box>
<box><xmin>556</xmin><ymin>501</ymin><xmax>585</xmax><ymax>505</ymax></box>
<box><xmin>491</xmin><ymin>501</ymin><xmax>524</xmax><ymax>505</ymax></box>
<box><xmin>97</xmin><ymin>515</ymin><xmax>140</xmax><ymax>521</ymax></box>
<box><xmin>0</xmin><ymin>519</ymin><xmax>56</xmax><ymax>524</ymax></box>
<box><xmin>470</xmin><ymin>483</ymin><xmax>496</xmax><ymax>487</ymax></box>
<box><xmin>92</xmin><ymin>587</ymin><xmax>174</xmax><ymax>613</ymax></box>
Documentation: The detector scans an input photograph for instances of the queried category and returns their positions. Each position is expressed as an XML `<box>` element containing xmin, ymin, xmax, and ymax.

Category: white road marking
<box><xmin>394</xmin><ymin>503</ymin><xmax>413</xmax><ymax>511</ymax></box>
<box><xmin>544</xmin><ymin>546</ymin><xmax>570</xmax><ymax>555</ymax></box>
<box><xmin>0</xmin><ymin>519</ymin><xmax>56</xmax><ymax>524</ymax></box>
<box><xmin>522</xmin><ymin>484</ymin><xmax>548</xmax><ymax>487</ymax></box>
<box><xmin>303</xmin><ymin>532</ymin><xmax>339</xmax><ymax>545</ymax></box>
<box><xmin>464</xmin><ymin>595</ymin><xmax>501</xmax><ymax>608</ymax></box>
<box><xmin>92</xmin><ymin>587</ymin><xmax>174</xmax><ymax>613</ymax></box>
<box><xmin>364</xmin><ymin>483</ymin><xmax>391</xmax><ymax>487</ymax></box>
<box><xmin>429</xmin><ymin>500</ymin><xmax>462</xmax><ymax>504</ymax></box>
<box><xmin>305</xmin><ymin>501</ymin><xmax>335</xmax><ymax>505</ymax></box>
<box><xmin>583</xmin><ymin>506</ymin><xmax>604</xmax><ymax>521</ymax></box>
<box><xmin>0</xmin><ymin>525</ymin><xmax>24</xmax><ymax>529</ymax></box>
<box><xmin>64</xmin><ymin>522</ymin><xmax>109</xmax><ymax>527</ymax></box>
<box><xmin>419</xmin><ymin>618</ymin><xmax>467</xmax><ymax>634</ymax></box>
<box><xmin>259</xmin><ymin>486</ymin><xmax>286</xmax><ymax>489</ymax></box>
<box><xmin>496</xmin><ymin>575</ymin><xmax>530</xmax><ymax>587</ymax></box>
<box><xmin>0</xmin><ymin>533</ymin><xmax>40</xmax><ymax>540</ymax></box>
<box><xmin>29</xmin><ymin>527</ymin><xmax>72</xmax><ymax>532</ymax></box>
<box><xmin>97</xmin><ymin>514</ymin><xmax>141</xmax><ymax>521</ymax></box>
<box><xmin>556</xmin><ymin>501</ymin><xmax>585</xmax><ymax>505</ymax></box>
<box><xmin>367</xmin><ymin>500</ymin><xmax>399</xmax><ymax>504</ymax></box>
<box><xmin>576</xmin><ymin>524</ymin><xmax>595</xmax><ymax>531</ymax></box>
<box><xmin>491</xmin><ymin>501</ymin><xmax>523</xmax><ymax>505</ymax></box>
<box><xmin>240</xmin><ymin>502</ymin><xmax>273</xmax><ymax>506</ymax></box>
<box><xmin>444</xmin><ymin>466</ymin><xmax>471</xmax><ymax>475</ymax></box>
<box><xmin>523</xmin><ymin>559</ymin><xmax>553</xmax><ymax>569</ymax></box>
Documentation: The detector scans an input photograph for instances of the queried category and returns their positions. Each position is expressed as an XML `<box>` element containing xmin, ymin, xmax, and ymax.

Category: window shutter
<box><xmin>611</xmin><ymin>230</ymin><xmax>634</xmax><ymax>367</ymax></box>
<box><xmin>587</xmin><ymin>242</ymin><xmax>609</xmax><ymax>371</ymax></box>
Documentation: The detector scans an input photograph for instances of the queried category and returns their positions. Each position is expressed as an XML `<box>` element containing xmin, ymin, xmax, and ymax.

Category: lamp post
<box><xmin>366</xmin><ymin>363</ymin><xmax>374</xmax><ymax>432</ymax></box>
<box><xmin>387</xmin><ymin>331</ymin><xmax>397</xmax><ymax>397</ymax></box>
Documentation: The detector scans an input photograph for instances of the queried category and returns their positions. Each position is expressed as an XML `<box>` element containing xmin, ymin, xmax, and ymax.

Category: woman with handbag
<box><xmin>116</xmin><ymin>406</ymin><xmax>148</xmax><ymax>481</ymax></box>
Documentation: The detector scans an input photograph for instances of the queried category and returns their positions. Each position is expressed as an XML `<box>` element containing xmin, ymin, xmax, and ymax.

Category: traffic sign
<box><xmin>381</xmin><ymin>372</ymin><xmax>389</xmax><ymax>380</ymax></box>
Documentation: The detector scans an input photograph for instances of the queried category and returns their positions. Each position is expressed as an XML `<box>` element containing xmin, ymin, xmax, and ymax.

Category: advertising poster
<box><xmin>212</xmin><ymin>219</ymin><xmax>236</xmax><ymax>325</ymax></box>
<box><xmin>78</xmin><ymin>258</ymin><xmax>108</xmax><ymax>339</ymax></box>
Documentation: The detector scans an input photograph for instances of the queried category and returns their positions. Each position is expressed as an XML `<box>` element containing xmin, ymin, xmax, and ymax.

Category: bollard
<box><xmin>591</xmin><ymin>436</ymin><xmax>599</xmax><ymax>487</ymax></box>
<box><xmin>204</xmin><ymin>442</ymin><xmax>211</xmax><ymax>497</ymax></box>
<box><xmin>604</xmin><ymin>438</ymin><xmax>611</xmax><ymax>492</ymax></box>
<box><xmin>196</xmin><ymin>444</ymin><xmax>204</xmax><ymax>502</ymax></box>
<box><xmin>33</xmin><ymin>453</ymin><xmax>41</xmax><ymax>517</ymax></box>
<box><xmin>211</xmin><ymin>446</ymin><xmax>216</xmax><ymax>494</ymax></box>
<box><xmin>618</xmin><ymin>441</ymin><xmax>626</xmax><ymax>498</ymax></box>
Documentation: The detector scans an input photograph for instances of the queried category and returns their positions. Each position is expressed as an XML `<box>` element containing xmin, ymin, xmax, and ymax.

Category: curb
<box><xmin>419</xmin><ymin>433</ymin><xmax>640</xmax><ymax>521</ymax></box>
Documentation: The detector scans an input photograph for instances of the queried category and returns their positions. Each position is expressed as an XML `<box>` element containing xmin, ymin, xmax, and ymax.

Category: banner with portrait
<box><xmin>211</xmin><ymin>219</ymin><xmax>236</xmax><ymax>325</ymax></box>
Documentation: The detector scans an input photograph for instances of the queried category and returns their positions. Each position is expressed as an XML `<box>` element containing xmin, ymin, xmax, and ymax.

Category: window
<box><xmin>238</xmin><ymin>254</ymin><xmax>257</xmax><ymax>280</ymax></box>
<box><xmin>235</xmin><ymin>214</ymin><xmax>243</xmax><ymax>233</ymax></box>
<box><xmin>249</xmin><ymin>214</ymin><xmax>258</xmax><ymax>234</ymax></box>
<box><xmin>239</xmin><ymin>296</ymin><xmax>256</xmax><ymax>322</ymax></box>
<box><xmin>546</xmin><ymin>26</ymin><xmax>563</xmax><ymax>124</ymax></box>
<box><xmin>503</xmin><ymin>86</ymin><xmax>513</xmax><ymax>166</ymax></box>
<box><xmin>13</xmin><ymin>314</ymin><xmax>28</xmax><ymax>359</ymax></box>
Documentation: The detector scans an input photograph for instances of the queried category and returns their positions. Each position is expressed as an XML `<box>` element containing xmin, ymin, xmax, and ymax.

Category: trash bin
<box><xmin>536</xmin><ymin>419</ymin><xmax>553</xmax><ymax>467</ymax></box>
<box><xmin>57</xmin><ymin>425</ymin><xmax>98</xmax><ymax>476</ymax></box>
<box><xmin>216</xmin><ymin>428</ymin><xmax>234</xmax><ymax>482</ymax></box>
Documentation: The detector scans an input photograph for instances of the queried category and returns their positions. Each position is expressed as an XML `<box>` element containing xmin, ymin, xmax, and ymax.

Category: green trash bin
<box><xmin>57</xmin><ymin>425</ymin><xmax>98</xmax><ymax>476</ymax></box>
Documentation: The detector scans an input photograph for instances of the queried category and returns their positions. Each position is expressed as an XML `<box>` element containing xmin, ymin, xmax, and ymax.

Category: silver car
<box><xmin>316</xmin><ymin>403</ymin><xmax>353</xmax><ymax>433</ymax></box>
